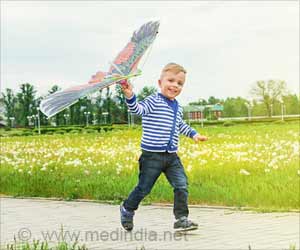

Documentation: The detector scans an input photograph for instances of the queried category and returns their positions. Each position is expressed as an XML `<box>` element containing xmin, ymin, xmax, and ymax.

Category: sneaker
<box><xmin>174</xmin><ymin>216</ymin><xmax>198</xmax><ymax>231</ymax></box>
<box><xmin>120</xmin><ymin>204</ymin><xmax>134</xmax><ymax>231</ymax></box>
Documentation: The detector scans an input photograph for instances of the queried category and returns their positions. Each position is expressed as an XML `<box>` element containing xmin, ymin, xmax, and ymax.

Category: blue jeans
<box><xmin>123</xmin><ymin>150</ymin><xmax>189</xmax><ymax>219</ymax></box>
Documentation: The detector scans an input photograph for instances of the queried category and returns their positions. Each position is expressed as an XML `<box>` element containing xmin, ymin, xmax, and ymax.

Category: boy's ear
<box><xmin>158</xmin><ymin>79</ymin><xmax>161</xmax><ymax>87</ymax></box>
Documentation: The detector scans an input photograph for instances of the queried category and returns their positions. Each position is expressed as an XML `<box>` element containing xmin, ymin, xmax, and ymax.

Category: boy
<box><xmin>120</xmin><ymin>63</ymin><xmax>208</xmax><ymax>231</ymax></box>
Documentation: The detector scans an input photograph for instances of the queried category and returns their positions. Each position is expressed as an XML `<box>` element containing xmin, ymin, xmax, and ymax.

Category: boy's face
<box><xmin>158</xmin><ymin>70</ymin><xmax>185</xmax><ymax>100</ymax></box>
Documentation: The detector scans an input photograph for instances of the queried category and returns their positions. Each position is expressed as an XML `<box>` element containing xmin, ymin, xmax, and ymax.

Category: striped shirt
<box><xmin>126</xmin><ymin>93</ymin><xmax>198</xmax><ymax>153</ymax></box>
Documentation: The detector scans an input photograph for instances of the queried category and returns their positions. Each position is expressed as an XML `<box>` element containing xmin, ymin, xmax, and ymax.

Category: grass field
<box><xmin>1</xmin><ymin>122</ymin><xmax>299</xmax><ymax>211</ymax></box>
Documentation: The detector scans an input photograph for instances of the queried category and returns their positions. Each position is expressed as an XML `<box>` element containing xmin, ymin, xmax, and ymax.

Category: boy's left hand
<box><xmin>193</xmin><ymin>134</ymin><xmax>208</xmax><ymax>142</ymax></box>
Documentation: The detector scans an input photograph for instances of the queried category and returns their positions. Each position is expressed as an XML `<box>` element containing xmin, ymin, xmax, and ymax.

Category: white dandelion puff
<box><xmin>240</xmin><ymin>169</ymin><xmax>250</xmax><ymax>175</ymax></box>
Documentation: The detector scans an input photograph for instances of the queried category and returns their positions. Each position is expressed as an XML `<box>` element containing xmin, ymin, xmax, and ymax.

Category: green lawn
<box><xmin>1</xmin><ymin>122</ymin><xmax>299</xmax><ymax>211</ymax></box>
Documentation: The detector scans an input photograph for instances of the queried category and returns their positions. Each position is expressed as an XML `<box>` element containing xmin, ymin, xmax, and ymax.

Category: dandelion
<box><xmin>200</xmin><ymin>159</ymin><xmax>207</xmax><ymax>165</ymax></box>
<box><xmin>186</xmin><ymin>165</ymin><xmax>192</xmax><ymax>172</ymax></box>
<box><xmin>240</xmin><ymin>169</ymin><xmax>250</xmax><ymax>175</ymax></box>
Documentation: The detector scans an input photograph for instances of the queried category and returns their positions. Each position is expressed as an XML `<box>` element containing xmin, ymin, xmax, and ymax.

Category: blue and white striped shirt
<box><xmin>126</xmin><ymin>93</ymin><xmax>198</xmax><ymax>153</ymax></box>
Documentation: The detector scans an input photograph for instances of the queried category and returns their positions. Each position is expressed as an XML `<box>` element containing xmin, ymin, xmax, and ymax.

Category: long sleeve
<box><xmin>125</xmin><ymin>94</ymin><xmax>155</xmax><ymax>116</ymax></box>
<box><xmin>178</xmin><ymin>116</ymin><xmax>198</xmax><ymax>138</ymax></box>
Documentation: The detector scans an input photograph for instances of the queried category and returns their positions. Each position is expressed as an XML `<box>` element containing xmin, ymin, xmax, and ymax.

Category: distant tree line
<box><xmin>0</xmin><ymin>83</ymin><xmax>158</xmax><ymax>127</ymax></box>
<box><xmin>190</xmin><ymin>80</ymin><xmax>299</xmax><ymax>119</ymax></box>
<box><xmin>0</xmin><ymin>79</ymin><xmax>299</xmax><ymax>127</ymax></box>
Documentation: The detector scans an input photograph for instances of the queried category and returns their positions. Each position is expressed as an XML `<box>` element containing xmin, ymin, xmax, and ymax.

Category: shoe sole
<box><xmin>174</xmin><ymin>225</ymin><xmax>198</xmax><ymax>232</ymax></box>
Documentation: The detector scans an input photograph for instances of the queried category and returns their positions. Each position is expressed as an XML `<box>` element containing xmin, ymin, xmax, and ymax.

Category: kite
<box><xmin>40</xmin><ymin>21</ymin><xmax>160</xmax><ymax>118</ymax></box>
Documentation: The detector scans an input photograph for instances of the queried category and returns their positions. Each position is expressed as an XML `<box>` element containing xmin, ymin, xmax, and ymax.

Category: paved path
<box><xmin>1</xmin><ymin>197</ymin><xmax>299</xmax><ymax>250</ymax></box>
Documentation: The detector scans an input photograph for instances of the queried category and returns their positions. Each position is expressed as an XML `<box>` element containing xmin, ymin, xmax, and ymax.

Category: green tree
<box><xmin>114</xmin><ymin>84</ymin><xmax>128</xmax><ymax>123</ymax></box>
<box><xmin>94</xmin><ymin>89</ymin><xmax>104</xmax><ymax>124</ymax></box>
<box><xmin>223</xmin><ymin>97</ymin><xmax>248</xmax><ymax>117</ymax></box>
<box><xmin>189</xmin><ymin>98</ymin><xmax>208</xmax><ymax>106</ymax></box>
<box><xmin>1</xmin><ymin>88</ymin><xmax>17</xmax><ymax>125</ymax></box>
<box><xmin>137</xmin><ymin>86</ymin><xmax>157</xmax><ymax>101</ymax></box>
<box><xmin>103</xmin><ymin>87</ymin><xmax>112</xmax><ymax>124</ymax></box>
<box><xmin>250</xmin><ymin>80</ymin><xmax>288</xmax><ymax>117</ymax></box>
<box><xmin>16</xmin><ymin>83</ymin><xmax>37</xmax><ymax>126</ymax></box>
<box><xmin>282</xmin><ymin>94</ymin><xmax>300</xmax><ymax>115</ymax></box>
<box><xmin>208</xmin><ymin>96</ymin><xmax>222</xmax><ymax>105</ymax></box>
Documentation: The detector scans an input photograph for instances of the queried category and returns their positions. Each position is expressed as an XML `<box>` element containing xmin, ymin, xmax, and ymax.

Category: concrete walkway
<box><xmin>1</xmin><ymin>197</ymin><xmax>299</xmax><ymax>250</ymax></box>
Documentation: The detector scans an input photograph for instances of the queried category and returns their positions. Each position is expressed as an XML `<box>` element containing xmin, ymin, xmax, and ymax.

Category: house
<box><xmin>183</xmin><ymin>105</ymin><xmax>205</xmax><ymax>120</ymax></box>
<box><xmin>183</xmin><ymin>103</ymin><xmax>224</xmax><ymax>120</ymax></box>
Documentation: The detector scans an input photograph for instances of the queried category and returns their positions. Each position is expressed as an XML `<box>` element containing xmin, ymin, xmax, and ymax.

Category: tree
<box><xmin>1</xmin><ymin>88</ymin><xmax>17</xmax><ymax>125</ymax></box>
<box><xmin>114</xmin><ymin>84</ymin><xmax>128</xmax><ymax>123</ymax></box>
<box><xmin>282</xmin><ymin>94</ymin><xmax>300</xmax><ymax>115</ymax></box>
<box><xmin>208</xmin><ymin>96</ymin><xmax>222</xmax><ymax>105</ymax></box>
<box><xmin>189</xmin><ymin>98</ymin><xmax>208</xmax><ymax>106</ymax></box>
<box><xmin>250</xmin><ymin>80</ymin><xmax>288</xmax><ymax>117</ymax></box>
<box><xmin>95</xmin><ymin>89</ymin><xmax>104</xmax><ymax>124</ymax></box>
<box><xmin>137</xmin><ymin>86</ymin><xmax>157</xmax><ymax>101</ymax></box>
<box><xmin>223</xmin><ymin>97</ymin><xmax>248</xmax><ymax>117</ymax></box>
<box><xmin>16</xmin><ymin>83</ymin><xmax>37</xmax><ymax>126</ymax></box>
<box><xmin>104</xmin><ymin>87</ymin><xmax>112</xmax><ymax>124</ymax></box>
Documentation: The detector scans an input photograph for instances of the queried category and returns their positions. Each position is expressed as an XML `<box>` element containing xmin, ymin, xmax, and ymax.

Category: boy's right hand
<box><xmin>193</xmin><ymin>134</ymin><xmax>208</xmax><ymax>142</ymax></box>
<box><xmin>120</xmin><ymin>80</ymin><xmax>134</xmax><ymax>99</ymax></box>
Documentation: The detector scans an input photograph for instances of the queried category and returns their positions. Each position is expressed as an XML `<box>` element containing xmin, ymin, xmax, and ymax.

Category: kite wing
<box><xmin>39</xmin><ymin>20</ymin><xmax>159</xmax><ymax>118</ymax></box>
<box><xmin>40</xmin><ymin>72</ymin><xmax>140</xmax><ymax>118</ymax></box>
<box><xmin>108</xmin><ymin>20</ymin><xmax>160</xmax><ymax>75</ymax></box>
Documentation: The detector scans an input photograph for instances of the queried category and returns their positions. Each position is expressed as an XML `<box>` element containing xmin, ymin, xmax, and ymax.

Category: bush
<box><xmin>102</xmin><ymin>127</ymin><xmax>113</xmax><ymax>132</ymax></box>
<box><xmin>22</xmin><ymin>131</ymin><xmax>35</xmax><ymax>136</ymax></box>
<box><xmin>63</xmin><ymin>126</ymin><xmax>83</xmax><ymax>132</ymax></box>
<box><xmin>273</xmin><ymin>120</ymin><xmax>286</xmax><ymax>125</ymax></box>
<box><xmin>83</xmin><ymin>129</ymin><xmax>96</xmax><ymax>134</ymax></box>
<box><xmin>54</xmin><ymin>130</ymin><xmax>65</xmax><ymax>134</ymax></box>
<box><xmin>223</xmin><ymin>120</ymin><xmax>235</xmax><ymax>127</ymax></box>
<box><xmin>69</xmin><ymin>130</ymin><xmax>80</xmax><ymax>134</ymax></box>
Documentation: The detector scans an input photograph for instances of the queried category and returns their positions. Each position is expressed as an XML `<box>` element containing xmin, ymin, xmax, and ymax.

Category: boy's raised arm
<box><xmin>121</xmin><ymin>81</ymin><xmax>154</xmax><ymax>116</ymax></box>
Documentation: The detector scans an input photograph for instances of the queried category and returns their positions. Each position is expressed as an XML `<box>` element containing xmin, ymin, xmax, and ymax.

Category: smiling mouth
<box><xmin>168</xmin><ymin>88</ymin><xmax>177</xmax><ymax>95</ymax></box>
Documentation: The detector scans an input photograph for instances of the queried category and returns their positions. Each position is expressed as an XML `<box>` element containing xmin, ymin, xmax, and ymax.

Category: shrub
<box><xmin>102</xmin><ymin>127</ymin><xmax>113</xmax><ymax>132</ymax></box>
<box><xmin>83</xmin><ymin>129</ymin><xmax>96</xmax><ymax>134</ymax></box>
<box><xmin>54</xmin><ymin>130</ymin><xmax>65</xmax><ymax>134</ymax></box>
<box><xmin>223</xmin><ymin>120</ymin><xmax>235</xmax><ymax>127</ymax></box>
<box><xmin>273</xmin><ymin>120</ymin><xmax>286</xmax><ymax>125</ymax></box>
<box><xmin>22</xmin><ymin>131</ymin><xmax>35</xmax><ymax>136</ymax></box>
<box><xmin>69</xmin><ymin>130</ymin><xmax>80</xmax><ymax>134</ymax></box>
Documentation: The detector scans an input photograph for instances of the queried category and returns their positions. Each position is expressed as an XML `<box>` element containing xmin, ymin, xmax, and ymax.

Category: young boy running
<box><xmin>120</xmin><ymin>63</ymin><xmax>208</xmax><ymax>231</ymax></box>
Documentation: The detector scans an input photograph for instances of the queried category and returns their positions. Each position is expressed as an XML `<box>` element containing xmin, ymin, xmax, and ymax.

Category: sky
<box><xmin>1</xmin><ymin>1</ymin><xmax>299</xmax><ymax>105</ymax></box>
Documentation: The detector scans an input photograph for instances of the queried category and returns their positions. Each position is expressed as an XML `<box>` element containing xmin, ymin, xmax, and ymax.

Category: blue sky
<box><xmin>1</xmin><ymin>1</ymin><xmax>299</xmax><ymax>105</ymax></box>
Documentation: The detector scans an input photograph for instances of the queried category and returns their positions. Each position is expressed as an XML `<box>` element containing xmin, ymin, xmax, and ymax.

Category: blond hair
<box><xmin>161</xmin><ymin>63</ymin><xmax>187</xmax><ymax>78</ymax></box>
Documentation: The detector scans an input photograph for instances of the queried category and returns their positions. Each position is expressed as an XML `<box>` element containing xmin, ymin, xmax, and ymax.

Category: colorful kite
<box><xmin>40</xmin><ymin>21</ymin><xmax>160</xmax><ymax>118</ymax></box>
